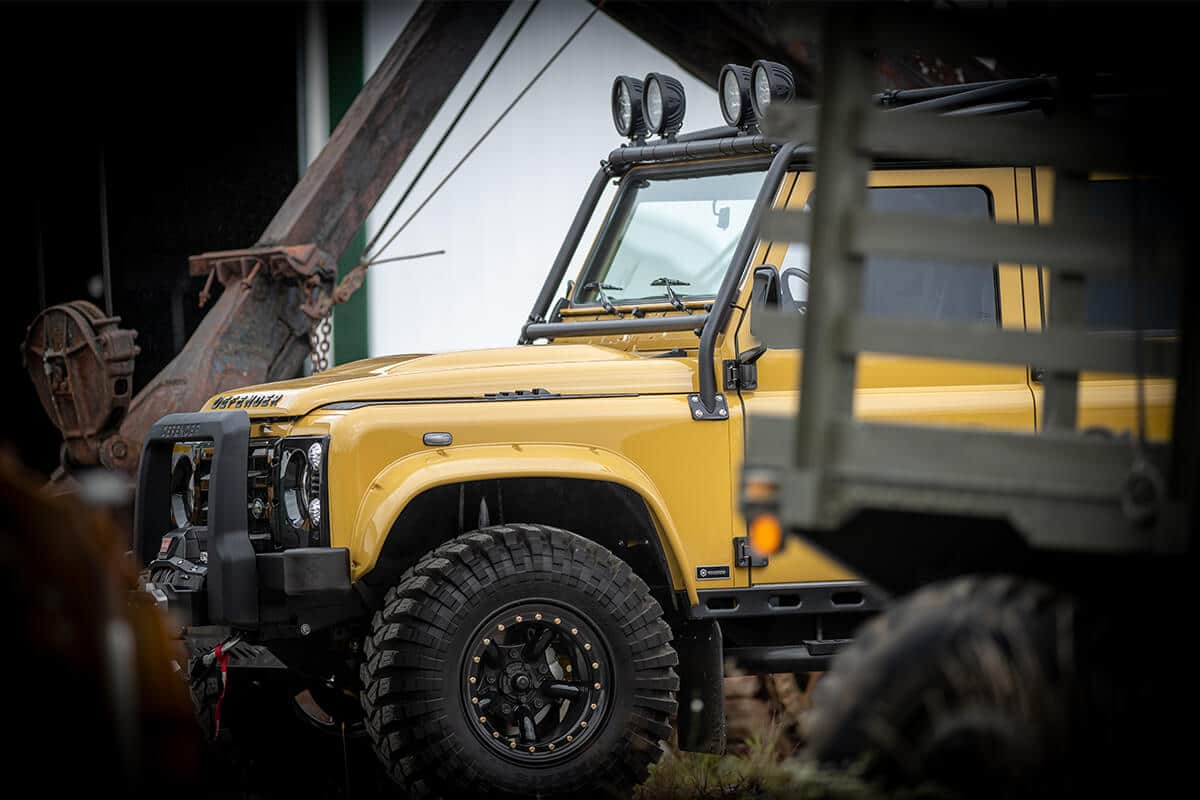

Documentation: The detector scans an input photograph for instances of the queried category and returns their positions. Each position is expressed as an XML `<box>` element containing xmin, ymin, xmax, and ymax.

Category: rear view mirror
<box><xmin>750</xmin><ymin>265</ymin><xmax>780</xmax><ymax>339</ymax></box>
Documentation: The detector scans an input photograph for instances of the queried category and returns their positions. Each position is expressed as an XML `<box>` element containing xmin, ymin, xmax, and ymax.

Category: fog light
<box><xmin>750</xmin><ymin>59</ymin><xmax>795</xmax><ymax>119</ymax></box>
<box><xmin>611</xmin><ymin>75</ymin><xmax>645</xmax><ymax>138</ymax></box>
<box><xmin>718</xmin><ymin>64</ymin><xmax>755</xmax><ymax>128</ymax></box>
<box><xmin>641</xmin><ymin>72</ymin><xmax>686</xmax><ymax>137</ymax></box>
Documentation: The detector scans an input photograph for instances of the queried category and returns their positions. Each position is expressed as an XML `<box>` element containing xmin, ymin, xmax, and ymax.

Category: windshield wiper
<box><xmin>582</xmin><ymin>282</ymin><xmax>624</xmax><ymax>317</ymax></box>
<box><xmin>650</xmin><ymin>276</ymin><xmax>692</xmax><ymax>314</ymax></box>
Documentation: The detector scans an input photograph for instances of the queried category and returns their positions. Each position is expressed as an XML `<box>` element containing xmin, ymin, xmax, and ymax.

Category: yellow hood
<box><xmin>204</xmin><ymin>344</ymin><xmax>696</xmax><ymax>417</ymax></box>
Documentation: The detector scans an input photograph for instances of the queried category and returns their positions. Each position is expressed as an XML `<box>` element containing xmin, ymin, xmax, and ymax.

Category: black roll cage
<box><xmin>520</xmin><ymin>128</ymin><xmax>807</xmax><ymax>416</ymax></box>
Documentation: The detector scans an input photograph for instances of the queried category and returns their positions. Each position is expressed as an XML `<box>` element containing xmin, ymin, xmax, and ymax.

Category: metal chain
<box><xmin>310</xmin><ymin>315</ymin><xmax>332</xmax><ymax>373</ymax></box>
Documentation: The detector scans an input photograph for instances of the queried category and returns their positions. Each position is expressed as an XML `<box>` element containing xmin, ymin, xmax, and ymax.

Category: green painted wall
<box><xmin>326</xmin><ymin>0</ymin><xmax>368</xmax><ymax>365</ymax></box>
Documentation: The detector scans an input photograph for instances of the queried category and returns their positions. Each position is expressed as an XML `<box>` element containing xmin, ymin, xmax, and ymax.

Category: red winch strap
<box><xmin>213</xmin><ymin>643</ymin><xmax>231</xmax><ymax>737</ymax></box>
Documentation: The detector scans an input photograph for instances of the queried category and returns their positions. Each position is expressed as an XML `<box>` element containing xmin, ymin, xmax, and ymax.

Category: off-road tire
<box><xmin>360</xmin><ymin>524</ymin><xmax>679</xmax><ymax>798</ymax></box>
<box><xmin>806</xmin><ymin>576</ymin><xmax>1086</xmax><ymax>798</ymax></box>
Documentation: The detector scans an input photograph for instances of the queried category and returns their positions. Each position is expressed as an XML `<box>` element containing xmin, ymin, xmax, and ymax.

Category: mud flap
<box><xmin>674</xmin><ymin>619</ymin><xmax>726</xmax><ymax>754</ymax></box>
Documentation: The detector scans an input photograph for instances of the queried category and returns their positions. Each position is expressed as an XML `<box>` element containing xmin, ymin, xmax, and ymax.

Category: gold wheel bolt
<box><xmin>529</xmin><ymin>746</ymin><xmax>536</xmax><ymax>753</ymax></box>
<box><xmin>483</xmin><ymin>638</ymin><xmax>491</xmax><ymax>645</ymax></box>
<box><xmin>591</xmin><ymin>703</ymin><xmax>598</xmax><ymax>710</ymax></box>
<box><xmin>515</xmin><ymin>615</ymin><xmax>523</xmax><ymax>622</ymax></box>
<box><xmin>472</xmin><ymin>697</ymin><xmax>479</xmax><ymax>705</ymax></box>
<box><xmin>554</xmin><ymin>618</ymin><xmax>561</xmax><ymax>625</ymax></box>
<box><xmin>473</xmin><ymin>656</ymin><xmax>481</xmax><ymax>663</ymax></box>
<box><xmin>493</xmin><ymin>732</ymin><xmax>501</xmax><ymax>739</ymax></box>
<box><xmin>566</xmin><ymin>735</ymin><xmax>574</xmax><ymax>742</ymax></box>
<box><xmin>535</xmin><ymin>613</ymin><xmax>543</xmax><ymax>621</ymax></box>
<box><xmin>571</xmin><ymin>628</ymin><xmax>578</xmax><ymax>635</ymax></box>
<box><xmin>591</xmin><ymin>662</ymin><xmax>599</xmax><ymax>669</ymax></box>
<box><xmin>479</xmin><ymin>716</ymin><xmax>487</xmax><ymax>723</ymax></box>
<box><xmin>594</xmin><ymin>682</ymin><xmax>601</xmax><ymax>690</ymax></box>
<box><xmin>469</xmin><ymin>676</ymin><xmax>477</xmax><ymax>684</ymax></box>
<box><xmin>548</xmin><ymin>743</ymin><xmax>555</xmax><ymax>751</ymax></box>
<box><xmin>584</xmin><ymin>643</ymin><xmax>591</xmax><ymax>651</ymax></box>
<box><xmin>497</xmin><ymin>624</ymin><xmax>505</xmax><ymax>631</ymax></box>
<box><xmin>580</xmin><ymin>721</ymin><xmax>588</xmax><ymax>728</ymax></box>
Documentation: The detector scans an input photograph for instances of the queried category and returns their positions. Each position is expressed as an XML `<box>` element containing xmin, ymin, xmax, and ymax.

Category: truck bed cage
<box><xmin>745</xmin><ymin>9</ymin><xmax>1194</xmax><ymax>563</ymax></box>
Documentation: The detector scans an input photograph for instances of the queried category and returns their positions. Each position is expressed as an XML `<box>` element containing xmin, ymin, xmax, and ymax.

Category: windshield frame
<box><xmin>569</xmin><ymin>156</ymin><xmax>774</xmax><ymax>310</ymax></box>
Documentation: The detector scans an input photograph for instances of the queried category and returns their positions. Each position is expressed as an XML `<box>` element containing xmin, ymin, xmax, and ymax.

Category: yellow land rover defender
<box><xmin>135</xmin><ymin>62</ymin><xmax>1175</xmax><ymax>797</ymax></box>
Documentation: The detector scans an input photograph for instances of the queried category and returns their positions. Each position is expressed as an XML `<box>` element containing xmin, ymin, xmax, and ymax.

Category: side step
<box><xmin>726</xmin><ymin>639</ymin><xmax>854</xmax><ymax>673</ymax></box>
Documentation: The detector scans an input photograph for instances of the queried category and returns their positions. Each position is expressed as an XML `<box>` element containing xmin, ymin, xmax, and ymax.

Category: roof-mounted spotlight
<box><xmin>719</xmin><ymin>64</ymin><xmax>756</xmax><ymax>129</ymax></box>
<box><xmin>750</xmin><ymin>59</ymin><xmax>796</xmax><ymax>119</ymax></box>
<box><xmin>612</xmin><ymin>75</ymin><xmax>645</xmax><ymax>139</ymax></box>
<box><xmin>641</xmin><ymin>72</ymin><xmax>686</xmax><ymax>137</ymax></box>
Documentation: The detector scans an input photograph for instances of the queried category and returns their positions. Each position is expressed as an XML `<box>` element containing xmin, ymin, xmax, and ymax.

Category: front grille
<box><xmin>246</xmin><ymin>439</ymin><xmax>279</xmax><ymax>551</ymax></box>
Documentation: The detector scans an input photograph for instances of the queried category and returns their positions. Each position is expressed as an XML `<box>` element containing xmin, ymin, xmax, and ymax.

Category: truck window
<box><xmin>780</xmin><ymin>185</ymin><xmax>998</xmax><ymax>324</ymax></box>
<box><xmin>1084</xmin><ymin>180</ymin><xmax>1180</xmax><ymax>333</ymax></box>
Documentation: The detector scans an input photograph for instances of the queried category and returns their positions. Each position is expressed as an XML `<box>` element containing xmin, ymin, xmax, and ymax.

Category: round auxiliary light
<box><xmin>308</xmin><ymin>441</ymin><xmax>323</xmax><ymax>470</ymax></box>
<box><xmin>750</xmin><ymin>59</ymin><xmax>796</xmax><ymax>119</ymax></box>
<box><xmin>611</xmin><ymin>75</ymin><xmax>645</xmax><ymax>138</ymax></box>
<box><xmin>641</xmin><ymin>72</ymin><xmax>686</xmax><ymax>137</ymax></box>
<box><xmin>718</xmin><ymin>64</ymin><xmax>755</xmax><ymax>128</ymax></box>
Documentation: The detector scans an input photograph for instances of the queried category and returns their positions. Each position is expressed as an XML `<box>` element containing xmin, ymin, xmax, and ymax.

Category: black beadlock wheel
<box><xmin>360</xmin><ymin>524</ymin><xmax>679</xmax><ymax>798</ymax></box>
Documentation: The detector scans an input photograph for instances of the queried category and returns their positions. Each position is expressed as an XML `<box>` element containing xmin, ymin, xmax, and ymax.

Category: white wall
<box><xmin>364</xmin><ymin>0</ymin><xmax>721</xmax><ymax>356</ymax></box>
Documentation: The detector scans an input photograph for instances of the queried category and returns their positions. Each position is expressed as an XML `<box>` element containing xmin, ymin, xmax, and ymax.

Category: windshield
<box><xmin>575</xmin><ymin>168</ymin><xmax>766</xmax><ymax>305</ymax></box>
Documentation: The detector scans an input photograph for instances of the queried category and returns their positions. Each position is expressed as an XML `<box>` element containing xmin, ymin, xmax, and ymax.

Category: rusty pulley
<box><xmin>22</xmin><ymin>301</ymin><xmax>140</xmax><ymax>470</ymax></box>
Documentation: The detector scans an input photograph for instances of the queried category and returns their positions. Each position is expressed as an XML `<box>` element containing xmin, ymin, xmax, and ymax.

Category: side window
<box><xmin>863</xmin><ymin>186</ymin><xmax>997</xmax><ymax>323</ymax></box>
<box><xmin>779</xmin><ymin>185</ymin><xmax>999</xmax><ymax>323</ymax></box>
<box><xmin>1084</xmin><ymin>180</ymin><xmax>1179</xmax><ymax>333</ymax></box>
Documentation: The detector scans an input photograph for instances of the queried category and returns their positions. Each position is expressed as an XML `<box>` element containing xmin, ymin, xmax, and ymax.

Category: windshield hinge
<box><xmin>687</xmin><ymin>392</ymin><xmax>729</xmax><ymax>421</ymax></box>
<box><xmin>723</xmin><ymin>359</ymin><xmax>758</xmax><ymax>391</ymax></box>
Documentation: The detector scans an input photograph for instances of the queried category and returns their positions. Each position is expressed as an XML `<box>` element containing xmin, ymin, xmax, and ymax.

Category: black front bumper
<box><xmin>134</xmin><ymin>410</ymin><xmax>352</xmax><ymax>630</ymax></box>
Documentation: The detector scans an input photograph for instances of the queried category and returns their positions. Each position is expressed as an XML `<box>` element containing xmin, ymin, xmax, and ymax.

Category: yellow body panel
<box><xmin>202</xmin><ymin>161</ymin><xmax>1174</xmax><ymax>601</ymax></box>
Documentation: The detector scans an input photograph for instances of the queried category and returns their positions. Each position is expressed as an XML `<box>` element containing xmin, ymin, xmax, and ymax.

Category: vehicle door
<box><xmin>1024</xmin><ymin>169</ymin><xmax>1178</xmax><ymax>439</ymax></box>
<box><xmin>731</xmin><ymin>166</ymin><xmax>1036</xmax><ymax>586</ymax></box>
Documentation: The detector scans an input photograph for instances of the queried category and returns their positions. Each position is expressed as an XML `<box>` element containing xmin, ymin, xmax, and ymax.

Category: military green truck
<box><xmin>740</xmin><ymin>10</ymin><xmax>1195</xmax><ymax>798</ymax></box>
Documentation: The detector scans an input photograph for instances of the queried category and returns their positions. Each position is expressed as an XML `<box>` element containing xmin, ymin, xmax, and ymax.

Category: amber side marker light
<box><xmin>749</xmin><ymin>513</ymin><xmax>783</xmax><ymax>557</ymax></box>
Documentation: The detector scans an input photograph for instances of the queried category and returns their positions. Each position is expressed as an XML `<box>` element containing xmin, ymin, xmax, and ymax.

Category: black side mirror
<box><xmin>749</xmin><ymin>265</ymin><xmax>780</xmax><ymax>339</ymax></box>
<box><xmin>751</xmin><ymin>265</ymin><xmax>780</xmax><ymax>309</ymax></box>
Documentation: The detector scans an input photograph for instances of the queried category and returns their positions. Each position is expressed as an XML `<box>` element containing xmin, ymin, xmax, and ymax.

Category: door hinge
<box><xmin>723</xmin><ymin>359</ymin><xmax>758</xmax><ymax>391</ymax></box>
<box><xmin>733</xmin><ymin>536</ymin><xmax>767</xmax><ymax>568</ymax></box>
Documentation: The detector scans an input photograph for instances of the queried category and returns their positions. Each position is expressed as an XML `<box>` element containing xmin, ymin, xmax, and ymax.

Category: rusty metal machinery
<box><xmin>23</xmin><ymin>2</ymin><xmax>509</xmax><ymax>478</ymax></box>
<box><xmin>22</xmin><ymin>301</ymin><xmax>141</xmax><ymax>472</ymax></box>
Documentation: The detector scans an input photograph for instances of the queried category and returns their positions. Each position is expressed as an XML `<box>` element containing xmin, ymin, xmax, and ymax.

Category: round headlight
<box><xmin>641</xmin><ymin>72</ymin><xmax>686</xmax><ymax>137</ymax></box>
<box><xmin>719</xmin><ymin>64</ymin><xmax>754</xmax><ymax>128</ymax></box>
<box><xmin>280</xmin><ymin>448</ymin><xmax>310</xmax><ymax>529</ymax></box>
<box><xmin>307</xmin><ymin>497</ymin><xmax>322</xmax><ymax>526</ymax></box>
<box><xmin>749</xmin><ymin>60</ymin><xmax>795</xmax><ymax>119</ymax></box>
<box><xmin>611</xmin><ymin>75</ymin><xmax>644</xmax><ymax>138</ymax></box>
<box><xmin>308</xmin><ymin>441</ymin><xmax>323</xmax><ymax>470</ymax></box>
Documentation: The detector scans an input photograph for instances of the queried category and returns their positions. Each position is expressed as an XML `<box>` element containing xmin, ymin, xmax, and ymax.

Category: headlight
<box><xmin>641</xmin><ymin>72</ymin><xmax>686</xmax><ymax>137</ymax></box>
<box><xmin>749</xmin><ymin>60</ymin><xmax>795</xmax><ymax>119</ymax></box>
<box><xmin>280</xmin><ymin>447</ymin><xmax>311</xmax><ymax>530</ymax></box>
<box><xmin>719</xmin><ymin>64</ymin><xmax>755</xmax><ymax>128</ymax></box>
<box><xmin>612</xmin><ymin>75</ymin><xmax>645</xmax><ymax>138</ymax></box>
<box><xmin>277</xmin><ymin>436</ymin><xmax>328</xmax><ymax>547</ymax></box>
